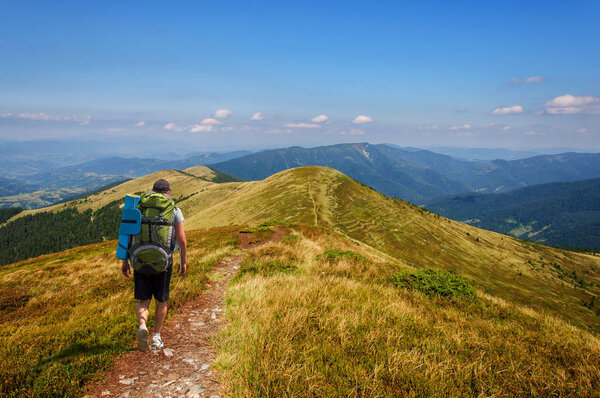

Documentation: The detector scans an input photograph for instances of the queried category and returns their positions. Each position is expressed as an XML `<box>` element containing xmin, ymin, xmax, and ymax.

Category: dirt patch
<box><xmin>87</xmin><ymin>227</ymin><xmax>284</xmax><ymax>398</ymax></box>
<box><xmin>238</xmin><ymin>226</ymin><xmax>285</xmax><ymax>250</ymax></box>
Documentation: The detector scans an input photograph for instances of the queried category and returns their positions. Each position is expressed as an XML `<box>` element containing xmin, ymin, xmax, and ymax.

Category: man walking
<box><xmin>121</xmin><ymin>178</ymin><xmax>187</xmax><ymax>351</ymax></box>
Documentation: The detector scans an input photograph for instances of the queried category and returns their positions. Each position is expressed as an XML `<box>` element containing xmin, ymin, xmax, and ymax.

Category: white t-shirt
<box><xmin>173</xmin><ymin>206</ymin><xmax>184</xmax><ymax>251</ymax></box>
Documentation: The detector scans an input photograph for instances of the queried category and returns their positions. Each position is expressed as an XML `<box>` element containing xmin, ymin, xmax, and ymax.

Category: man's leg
<box><xmin>136</xmin><ymin>299</ymin><xmax>151</xmax><ymax>351</ymax></box>
<box><xmin>136</xmin><ymin>299</ymin><xmax>151</xmax><ymax>326</ymax></box>
<box><xmin>154</xmin><ymin>300</ymin><xmax>168</xmax><ymax>333</ymax></box>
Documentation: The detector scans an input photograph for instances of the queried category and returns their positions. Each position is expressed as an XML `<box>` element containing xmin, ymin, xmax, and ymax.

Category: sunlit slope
<box><xmin>0</xmin><ymin>227</ymin><xmax>241</xmax><ymax>397</ymax></box>
<box><xmin>181</xmin><ymin>166</ymin><xmax>600</xmax><ymax>331</ymax></box>
<box><xmin>6</xmin><ymin>165</ymin><xmax>600</xmax><ymax>330</ymax></box>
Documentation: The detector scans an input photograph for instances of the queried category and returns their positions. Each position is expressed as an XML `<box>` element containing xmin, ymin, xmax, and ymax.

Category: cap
<box><xmin>152</xmin><ymin>179</ymin><xmax>170</xmax><ymax>193</ymax></box>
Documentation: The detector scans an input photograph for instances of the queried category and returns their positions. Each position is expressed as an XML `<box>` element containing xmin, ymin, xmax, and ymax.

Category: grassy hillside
<box><xmin>3</xmin><ymin>165</ymin><xmax>600</xmax><ymax>396</ymax></box>
<box><xmin>216</xmin><ymin>226</ymin><xmax>600</xmax><ymax>396</ymax></box>
<box><xmin>6</xmin><ymin>166</ymin><xmax>600</xmax><ymax>331</ymax></box>
<box><xmin>178</xmin><ymin>166</ymin><xmax>600</xmax><ymax>331</ymax></box>
<box><xmin>0</xmin><ymin>228</ymin><xmax>241</xmax><ymax>397</ymax></box>
<box><xmin>426</xmin><ymin>177</ymin><xmax>600</xmax><ymax>248</ymax></box>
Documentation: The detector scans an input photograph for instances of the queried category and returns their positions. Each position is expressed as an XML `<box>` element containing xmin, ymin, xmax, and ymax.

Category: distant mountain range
<box><xmin>425</xmin><ymin>178</ymin><xmax>600</xmax><ymax>248</ymax></box>
<box><xmin>211</xmin><ymin>143</ymin><xmax>600</xmax><ymax>203</ymax></box>
<box><xmin>0</xmin><ymin>151</ymin><xmax>250</xmax><ymax>208</ymax></box>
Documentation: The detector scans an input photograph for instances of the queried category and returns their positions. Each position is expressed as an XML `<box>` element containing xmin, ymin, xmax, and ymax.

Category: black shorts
<box><xmin>134</xmin><ymin>267</ymin><xmax>173</xmax><ymax>302</ymax></box>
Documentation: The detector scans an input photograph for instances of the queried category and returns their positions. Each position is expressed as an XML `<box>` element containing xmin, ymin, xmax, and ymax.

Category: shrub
<box><xmin>316</xmin><ymin>249</ymin><xmax>366</xmax><ymax>262</ymax></box>
<box><xmin>259</xmin><ymin>220</ymin><xmax>291</xmax><ymax>227</ymax></box>
<box><xmin>390</xmin><ymin>269</ymin><xmax>476</xmax><ymax>299</ymax></box>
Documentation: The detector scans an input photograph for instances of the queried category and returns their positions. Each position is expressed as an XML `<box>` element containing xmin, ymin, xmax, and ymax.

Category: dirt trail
<box><xmin>88</xmin><ymin>227</ymin><xmax>284</xmax><ymax>398</ymax></box>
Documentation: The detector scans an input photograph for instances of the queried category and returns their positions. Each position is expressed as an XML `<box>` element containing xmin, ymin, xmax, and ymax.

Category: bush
<box><xmin>316</xmin><ymin>249</ymin><xmax>366</xmax><ymax>262</ymax></box>
<box><xmin>390</xmin><ymin>269</ymin><xmax>476</xmax><ymax>299</ymax></box>
<box><xmin>259</xmin><ymin>220</ymin><xmax>291</xmax><ymax>227</ymax></box>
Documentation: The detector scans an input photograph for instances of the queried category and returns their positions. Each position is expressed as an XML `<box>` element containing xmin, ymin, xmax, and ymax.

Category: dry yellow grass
<box><xmin>0</xmin><ymin>227</ymin><xmax>240</xmax><ymax>397</ymax></box>
<box><xmin>215</xmin><ymin>226</ymin><xmax>600</xmax><ymax>397</ymax></box>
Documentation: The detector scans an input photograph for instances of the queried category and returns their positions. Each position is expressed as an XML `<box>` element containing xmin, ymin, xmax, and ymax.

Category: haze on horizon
<box><xmin>1</xmin><ymin>1</ymin><xmax>599</xmax><ymax>152</ymax></box>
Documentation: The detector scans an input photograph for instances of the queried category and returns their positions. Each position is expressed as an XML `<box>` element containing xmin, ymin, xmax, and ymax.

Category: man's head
<box><xmin>153</xmin><ymin>179</ymin><xmax>171</xmax><ymax>194</ymax></box>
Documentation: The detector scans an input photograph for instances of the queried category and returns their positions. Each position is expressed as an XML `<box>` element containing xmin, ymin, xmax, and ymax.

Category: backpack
<box><xmin>129</xmin><ymin>192</ymin><xmax>177</xmax><ymax>275</ymax></box>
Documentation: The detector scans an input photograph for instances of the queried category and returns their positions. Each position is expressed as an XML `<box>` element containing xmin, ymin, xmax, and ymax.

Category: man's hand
<box><xmin>121</xmin><ymin>260</ymin><xmax>131</xmax><ymax>278</ymax></box>
<box><xmin>178</xmin><ymin>262</ymin><xmax>187</xmax><ymax>276</ymax></box>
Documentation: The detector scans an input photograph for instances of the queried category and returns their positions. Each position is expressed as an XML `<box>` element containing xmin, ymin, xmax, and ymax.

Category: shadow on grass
<box><xmin>34</xmin><ymin>342</ymin><xmax>129</xmax><ymax>370</ymax></box>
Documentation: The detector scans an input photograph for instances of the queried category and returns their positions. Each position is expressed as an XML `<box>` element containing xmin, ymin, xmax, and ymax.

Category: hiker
<box><xmin>120</xmin><ymin>178</ymin><xmax>187</xmax><ymax>351</ymax></box>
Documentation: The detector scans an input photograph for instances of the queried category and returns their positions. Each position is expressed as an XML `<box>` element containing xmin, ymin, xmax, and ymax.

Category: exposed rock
<box><xmin>186</xmin><ymin>384</ymin><xmax>206</xmax><ymax>398</ymax></box>
<box><xmin>101</xmin><ymin>391</ymin><xmax>111</xmax><ymax>396</ymax></box>
<box><xmin>118</xmin><ymin>377</ymin><xmax>138</xmax><ymax>385</ymax></box>
<box><xmin>200</xmin><ymin>364</ymin><xmax>210</xmax><ymax>372</ymax></box>
<box><xmin>163</xmin><ymin>348</ymin><xmax>174</xmax><ymax>357</ymax></box>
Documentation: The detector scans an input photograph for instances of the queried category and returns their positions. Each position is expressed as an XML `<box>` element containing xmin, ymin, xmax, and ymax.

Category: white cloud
<box><xmin>524</xmin><ymin>76</ymin><xmax>545</xmax><ymax>84</ymax></box>
<box><xmin>108</xmin><ymin>128</ymin><xmax>123</xmax><ymax>132</ymax></box>
<box><xmin>525</xmin><ymin>130</ymin><xmax>546</xmax><ymax>136</ymax></box>
<box><xmin>164</xmin><ymin>122</ymin><xmax>184</xmax><ymax>132</ymax></box>
<box><xmin>190</xmin><ymin>124</ymin><xmax>214</xmax><ymax>133</ymax></box>
<box><xmin>353</xmin><ymin>115</ymin><xmax>372</xmax><ymax>124</ymax></box>
<box><xmin>418</xmin><ymin>124</ymin><xmax>438</xmax><ymax>130</ymax></box>
<box><xmin>491</xmin><ymin>105</ymin><xmax>523</xmax><ymax>115</ymax></box>
<box><xmin>214</xmin><ymin>109</ymin><xmax>232</xmax><ymax>118</ymax></box>
<box><xmin>135</xmin><ymin>121</ymin><xmax>145</xmax><ymax>127</ymax></box>
<box><xmin>8</xmin><ymin>112</ymin><xmax>92</xmax><ymax>124</ymax></box>
<box><xmin>201</xmin><ymin>118</ymin><xmax>222</xmax><ymax>125</ymax></box>
<box><xmin>456</xmin><ymin>108</ymin><xmax>469</xmax><ymax>113</ymax></box>
<box><xmin>0</xmin><ymin>113</ymin><xmax>13</xmax><ymax>118</ymax></box>
<box><xmin>510</xmin><ymin>76</ymin><xmax>545</xmax><ymax>85</ymax></box>
<box><xmin>220</xmin><ymin>126</ymin><xmax>234</xmax><ymax>132</ymax></box>
<box><xmin>266</xmin><ymin>127</ymin><xmax>292</xmax><ymax>134</ymax></box>
<box><xmin>502</xmin><ymin>126</ymin><xmax>511</xmax><ymax>131</ymax></box>
<box><xmin>449</xmin><ymin>124</ymin><xmax>472</xmax><ymax>130</ymax></box>
<box><xmin>577</xmin><ymin>128</ymin><xmax>588</xmax><ymax>133</ymax></box>
<box><xmin>543</xmin><ymin>94</ymin><xmax>600</xmax><ymax>115</ymax></box>
<box><xmin>284</xmin><ymin>123</ymin><xmax>320</xmax><ymax>129</ymax></box>
<box><xmin>251</xmin><ymin>112</ymin><xmax>263</xmax><ymax>121</ymax></box>
<box><xmin>311</xmin><ymin>114</ymin><xmax>329</xmax><ymax>123</ymax></box>
<box><xmin>340</xmin><ymin>128</ymin><xmax>365</xmax><ymax>136</ymax></box>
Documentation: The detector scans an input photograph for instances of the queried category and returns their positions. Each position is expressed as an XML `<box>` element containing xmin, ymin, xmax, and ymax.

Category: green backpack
<box><xmin>129</xmin><ymin>192</ymin><xmax>177</xmax><ymax>275</ymax></box>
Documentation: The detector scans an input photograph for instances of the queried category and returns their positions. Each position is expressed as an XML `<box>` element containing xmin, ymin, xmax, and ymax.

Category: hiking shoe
<box><xmin>150</xmin><ymin>336</ymin><xmax>164</xmax><ymax>351</ymax></box>
<box><xmin>137</xmin><ymin>325</ymin><xmax>149</xmax><ymax>351</ymax></box>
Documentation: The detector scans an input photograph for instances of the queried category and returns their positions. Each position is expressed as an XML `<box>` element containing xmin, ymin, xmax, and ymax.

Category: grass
<box><xmin>390</xmin><ymin>268</ymin><xmax>477</xmax><ymax>299</ymax></box>
<box><xmin>0</xmin><ymin>227</ymin><xmax>240</xmax><ymax>398</ymax></box>
<box><xmin>215</xmin><ymin>226</ymin><xmax>600</xmax><ymax>397</ymax></box>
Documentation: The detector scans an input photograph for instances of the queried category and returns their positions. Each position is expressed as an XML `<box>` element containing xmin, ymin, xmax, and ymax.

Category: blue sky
<box><xmin>1</xmin><ymin>1</ymin><xmax>599</xmax><ymax>151</ymax></box>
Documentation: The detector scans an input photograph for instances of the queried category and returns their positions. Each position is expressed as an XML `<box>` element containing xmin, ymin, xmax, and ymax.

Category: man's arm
<box><xmin>121</xmin><ymin>259</ymin><xmax>131</xmax><ymax>277</ymax></box>
<box><xmin>175</xmin><ymin>222</ymin><xmax>187</xmax><ymax>276</ymax></box>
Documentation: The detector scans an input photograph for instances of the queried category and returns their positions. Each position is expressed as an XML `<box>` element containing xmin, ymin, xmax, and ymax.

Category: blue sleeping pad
<box><xmin>116</xmin><ymin>195</ymin><xmax>141</xmax><ymax>260</ymax></box>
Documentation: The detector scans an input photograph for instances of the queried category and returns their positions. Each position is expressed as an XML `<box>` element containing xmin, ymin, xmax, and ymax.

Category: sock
<box><xmin>152</xmin><ymin>332</ymin><xmax>161</xmax><ymax>340</ymax></box>
<box><xmin>139</xmin><ymin>324</ymin><xmax>147</xmax><ymax>330</ymax></box>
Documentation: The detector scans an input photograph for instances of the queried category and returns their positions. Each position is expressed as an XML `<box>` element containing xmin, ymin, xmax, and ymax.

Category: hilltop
<box><xmin>4</xmin><ymin>166</ymin><xmax>600</xmax><ymax>331</ymax></box>
<box><xmin>211</xmin><ymin>143</ymin><xmax>600</xmax><ymax>202</ymax></box>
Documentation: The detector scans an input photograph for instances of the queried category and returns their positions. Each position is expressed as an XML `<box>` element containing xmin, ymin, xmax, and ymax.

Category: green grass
<box><xmin>0</xmin><ymin>227</ymin><xmax>240</xmax><ymax>398</ymax></box>
<box><xmin>390</xmin><ymin>269</ymin><xmax>477</xmax><ymax>299</ymax></box>
<box><xmin>215</xmin><ymin>226</ymin><xmax>600</xmax><ymax>397</ymax></box>
<box><xmin>316</xmin><ymin>249</ymin><xmax>367</xmax><ymax>262</ymax></box>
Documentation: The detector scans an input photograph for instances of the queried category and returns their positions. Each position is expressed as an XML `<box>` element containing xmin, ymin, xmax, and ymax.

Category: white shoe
<box><xmin>150</xmin><ymin>335</ymin><xmax>164</xmax><ymax>350</ymax></box>
<box><xmin>137</xmin><ymin>325</ymin><xmax>149</xmax><ymax>351</ymax></box>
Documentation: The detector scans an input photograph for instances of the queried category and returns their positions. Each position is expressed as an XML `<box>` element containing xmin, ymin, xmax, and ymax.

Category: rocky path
<box><xmin>88</xmin><ymin>227</ymin><xmax>284</xmax><ymax>398</ymax></box>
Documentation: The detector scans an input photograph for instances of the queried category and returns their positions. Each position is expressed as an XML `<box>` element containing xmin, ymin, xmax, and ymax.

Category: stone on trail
<box><xmin>186</xmin><ymin>384</ymin><xmax>206</xmax><ymax>398</ymax></box>
<box><xmin>118</xmin><ymin>377</ymin><xmax>138</xmax><ymax>385</ymax></box>
<box><xmin>163</xmin><ymin>348</ymin><xmax>174</xmax><ymax>357</ymax></box>
<box><xmin>200</xmin><ymin>364</ymin><xmax>210</xmax><ymax>371</ymax></box>
<box><xmin>101</xmin><ymin>391</ymin><xmax>111</xmax><ymax>396</ymax></box>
